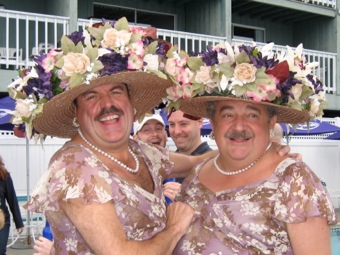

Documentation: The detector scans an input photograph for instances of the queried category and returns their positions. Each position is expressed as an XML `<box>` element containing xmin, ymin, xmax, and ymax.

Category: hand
<box><xmin>17</xmin><ymin>227</ymin><xmax>24</xmax><ymax>234</ymax></box>
<box><xmin>33</xmin><ymin>236</ymin><xmax>53</xmax><ymax>255</ymax></box>
<box><xmin>165</xmin><ymin>202</ymin><xmax>194</xmax><ymax>236</ymax></box>
<box><xmin>164</xmin><ymin>182</ymin><xmax>181</xmax><ymax>202</ymax></box>
<box><xmin>272</xmin><ymin>142</ymin><xmax>302</xmax><ymax>159</ymax></box>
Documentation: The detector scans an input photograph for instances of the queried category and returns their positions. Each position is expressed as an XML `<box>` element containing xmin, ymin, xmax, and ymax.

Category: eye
<box><xmin>248</xmin><ymin>113</ymin><xmax>259</xmax><ymax>119</ymax></box>
<box><xmin>85</xmin><ymin>94</ymin><xmax>97</xmax><ymax>101</ymax></box>
<box><xmin>222</xmin><ymin>112</ymin><xmax>233</xmax><ymax>118</ymax></box>
<box><xmin>110</xmin><ymin>89</ymin><xmax>122</xmax><ymax>95</ymax></box>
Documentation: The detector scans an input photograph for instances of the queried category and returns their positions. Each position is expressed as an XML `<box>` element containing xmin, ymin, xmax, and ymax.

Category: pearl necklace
<box><xmin>214</xmin><ymin>143</ymin><xmax>272</xmax><ymax>175</ymax></box>
<box><xmin>78</xmin><ymin>129</ymin><xmax>139</xmax><ymax>173</ymax></box>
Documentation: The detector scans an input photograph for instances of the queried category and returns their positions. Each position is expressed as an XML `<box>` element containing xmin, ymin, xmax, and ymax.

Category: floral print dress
<box><xmin>25</xmin><ymin>139</ymin><xmax>173</xmax><ymax>254</ymax></box>
<box><xmin>174</xmin><ymin>158</ymin><xmax>337</xmax><ymax>255</ymax></box>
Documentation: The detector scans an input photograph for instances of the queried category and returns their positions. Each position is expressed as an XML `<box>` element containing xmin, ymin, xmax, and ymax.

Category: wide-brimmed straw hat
<box><xmin>8</xmin><ymin>17</ymin><xmax>175</xmax><ymax>139</ymax></box>
<box><xmin>179</xmin><ymin>96</ymin><xmax>309</xmax><ymax>124</ymax></box>
<box><xmin>165</xmin><ymin>42</ymin><xmax>327</xmax><ymax>124</ymax></box>
<box><xmin>34</xmin><ymin>72</ymin><xmax>172</xmax><ymax>138</ymax></box>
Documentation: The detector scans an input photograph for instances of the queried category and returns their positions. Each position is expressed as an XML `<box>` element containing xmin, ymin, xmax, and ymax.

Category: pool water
<box><xmin>332</xmin><ymin>227</ymin><xmax>340</xmax><ymax>255</ymax></box>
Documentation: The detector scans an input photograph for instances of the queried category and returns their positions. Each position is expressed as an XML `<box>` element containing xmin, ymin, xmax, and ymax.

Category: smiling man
<box><xmin>133</xmin><ymin>113</ymin><xmax>168</xmax><ymax>148</ymax></box>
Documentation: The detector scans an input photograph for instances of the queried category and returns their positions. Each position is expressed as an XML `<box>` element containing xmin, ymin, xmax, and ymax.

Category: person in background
<box><xmin>133</xmin><ymin>112</ymin><xmax>168</xmax><ymax>148</ymax></box>
<box><xmin>166</xmin><ymin>41</ymin><xmax>336</xmax><ymax>254</ymax></box>
<box><xmin>0</xmin><ymin>156</ymin><xmax>24</xmax><ymax>255</ymax></box>
<box><xmin>168</xmin><ymin>110</ymin><xmax>212</xmax><ymax>156</ymax></box>
<box><xmin>167</xmin><ymin>110</ymin><xmax>213</xmax><ymax>186</ymax></box>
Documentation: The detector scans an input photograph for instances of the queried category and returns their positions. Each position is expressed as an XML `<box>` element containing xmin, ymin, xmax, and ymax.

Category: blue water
<box><xmin>332</xmin><ymin>227</ymin><xmax>340</xmax><ymax>255</ymax></box>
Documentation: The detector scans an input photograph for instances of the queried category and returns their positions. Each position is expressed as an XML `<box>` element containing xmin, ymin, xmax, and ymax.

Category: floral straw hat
<box><xmin>8</xmin><ymin>17</ymin><xmax>174</xmax><ymax>139</ymax></box>
<box><xmin>165</xmin><ymin>42</ymin><xmax>327</xmax><ymax>124</ymax></box>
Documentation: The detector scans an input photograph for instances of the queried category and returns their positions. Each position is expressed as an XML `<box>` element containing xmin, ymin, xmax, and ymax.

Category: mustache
<box><xmin>96</xmin><ymin>106</ymin><xmax>123</xmax><ymax>120</ymax></box>
<box><xmin>225</xmin><ymin>130</ymin><xmax>253</xmax><ymax>140</ymax></box>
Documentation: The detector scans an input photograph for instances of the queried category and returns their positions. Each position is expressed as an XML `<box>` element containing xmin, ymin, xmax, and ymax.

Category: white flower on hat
<box><xmin>62</xmin><ymin>52</ymin><xmax>91</xmax><ymax>76</ymax></box>
<box><xmin>144</xmin><ymin>54</ymin><xmax>159</xmax><ymax>71</ymax></box>
<box><xmin>101</xmin><ymin>28</ymin><xmax>132</xmax><ymax>51</ymax></box>
<box><xmin>232</xmin><ymin>63</ymin><xmax>257</xmax><ymax>85</ymax></box>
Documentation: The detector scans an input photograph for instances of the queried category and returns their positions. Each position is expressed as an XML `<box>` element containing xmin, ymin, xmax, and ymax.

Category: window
<box><xmin>232</xmin><ymin>24</ymin><xmax>265</xmax><ymax>42</ymax></box>
<box><xmin>93</xmin><ymin>3</ymin><xmax>176</xmax><ymax>30</ymax></box>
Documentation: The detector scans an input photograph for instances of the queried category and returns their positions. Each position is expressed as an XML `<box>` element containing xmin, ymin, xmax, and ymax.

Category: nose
<box><xmin>233</xmin><ymin>116</ymin><xmax>246</xmax><ymax>131</ymax></box>
<box><xmin>100</xmin><ymin>94</ymin><xmax>113</xmax><ymax>108</ymax></box>
<box><xmin>170</xmin><ymin>125</ymin><xmax>181</xmax><ymax>136</ymax></box>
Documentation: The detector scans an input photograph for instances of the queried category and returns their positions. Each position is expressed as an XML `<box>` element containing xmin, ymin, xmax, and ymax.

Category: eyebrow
<box><xmin>219</xmin><ymin>104</ymin><xmax>261</xmax><ymax>114</ymax></box>
<box><xmin>82</xmin><ymin>84</ymin><xmax>125</xmax><ymax>96</ymax></box>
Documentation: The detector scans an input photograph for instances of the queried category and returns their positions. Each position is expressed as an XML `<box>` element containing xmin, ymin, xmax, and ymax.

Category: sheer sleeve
<box><xmin>273</xmin><ymin>160</ymin><xmax>337</xmax><ymax>225</ymax></box>
<box><xmin>25</xmin><ymin>143</ymin><xmax>119</xmax><ymax>212</ymax></box>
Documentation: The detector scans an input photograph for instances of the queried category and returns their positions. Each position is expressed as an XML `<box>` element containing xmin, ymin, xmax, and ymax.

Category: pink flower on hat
<box><xmin>128</xmin><ymin>54</ymin><xmax>143</xmax><ymax>70</ymax></box>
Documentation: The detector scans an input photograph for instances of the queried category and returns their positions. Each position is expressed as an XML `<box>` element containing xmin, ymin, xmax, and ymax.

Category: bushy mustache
<box><xmin>225</xmin><ymin>130</ymin><xmax>253</xmax><ymax>140</ymax></box>
<box><xmin>96</xmin><ymin>106</ymin><xmax>123</xmax><ymax>120</ymax></box>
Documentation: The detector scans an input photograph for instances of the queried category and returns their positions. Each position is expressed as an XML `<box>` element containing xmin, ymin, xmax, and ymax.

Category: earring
<box><xmin>134</xmin><ymin>108</ymin><xmax>137</xmax><ymax>115</ymax></box>
<box><xmin>209</xmin><ymin>132</ymin><xmax>215</xmax><ymax>140</ymax></box>
<box><xmin>72</xmin><ymin>117</ymin><xmax>80</xmax><ymax>128</ymax></box>
<box><xmin>269</xmin><ymin>129</ymin><xmax>274</xmax><ymax>137</ymax></box>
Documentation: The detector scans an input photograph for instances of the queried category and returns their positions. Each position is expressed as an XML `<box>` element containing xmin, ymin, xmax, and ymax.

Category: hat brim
<box><xmin>179</xmin><ymin>96</ymin><xmax>309</xmax><ymax>124</ymax></box>
<box><xmin>33</xmin><ymin>72</ymin><xmax>173</xmax><ymax>138</ymax></box>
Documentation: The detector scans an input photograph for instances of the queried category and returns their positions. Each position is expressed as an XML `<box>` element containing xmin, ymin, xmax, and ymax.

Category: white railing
<box><xmin>0</xmin><ymin>9</ymin><xmax>69</xmax><ymax>69</ymax></box>
<box><xmin>0</xmin><ymin>10</ymin><xmax>337</xmax><ymax>93</ymax></box>
<box><xmin>299</xmin><ymin>0</ymin><xmax>337</xmax><ymax>8</ymax></box>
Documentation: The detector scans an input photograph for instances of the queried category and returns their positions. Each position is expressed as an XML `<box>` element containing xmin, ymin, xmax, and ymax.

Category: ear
<box><xmin>197</xmin><ymin>118</ymin><xmax>203</xmax><ymax>128</ymax></box>
<box><xmin>209</xmin><ymin>118</ymin><xmax>215</xmax><ymax>131</ymax></box>
<box><xmin>269</xmin><ymin>115</ymin><xmax>278</xmax><ymax>129</ymax></box>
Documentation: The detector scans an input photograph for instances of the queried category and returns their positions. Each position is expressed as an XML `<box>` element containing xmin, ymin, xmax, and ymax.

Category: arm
<box><xmin>60</xmin><ymin>199</ymin><xmax>194</xmax><ymax>255</ymax></box>
<box><xmin>169</xmin><ymin>150</ymin><xmax>218</xmax><ymax>178</ymax></box>
<box><xmin>169</xmin><ymin>143</ymin><xmax>296</xmax><ymax>178</ymax></box>
<box><xmin>287</xmin><ymin>217</ymin><xmax>331</xmax><ymax>255</ymax></box>
<box><xmin>5</xmin><ymin>175</ymin><xmax>24</xmax><ymax>229</ymax></box>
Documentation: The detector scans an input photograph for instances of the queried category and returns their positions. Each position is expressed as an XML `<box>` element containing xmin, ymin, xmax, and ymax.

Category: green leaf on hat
<box><xmin>218</xmin><ymin>62</ymin><xmax>234</xmax><ymax>77</ymax></box>
<box><xmin>187</xmin><ymin>57</ymin><xmax>204</xmax><ymax>71</ymax></box>
<box><xmin>145</xmin><ymin>41</ymin><xmax>158</xmax><ymax>54</ymax></box>
<box><xmin>114</xmin><ymin>17</ymin><xmax>130</xmax><ymax>31</ymax></box>
<box><xmin>69</xmin><ymin>73</ymin><xmax>84</xmax><ymax>88</ymax></box>
<box><xmin>166</xmin><ymin>46</ymin><xmax>178</xmax><ymax>58</ymax></box>
<box><xmin>235</xmin><ymin>50</ymin><xmax>250</xmax><ymax>64</ymax></box>
<box><xmin>91</xmin><ymin>60</ymin><xmax>104</xmax><ymax>73</ymax></box>
<box><xmin>86</xmin><ymin>48</ymin><xmax>98</xmax><ymax>62</ymax></box>
<box><xmin>233</xmin><ymin>85</ymin><xmax>247</xmax><ymax>97</ymax></box>
<box><xmin>61</xmin><ymin>35</ymin><xmax>78</xmax><ymax>55</ymax></box>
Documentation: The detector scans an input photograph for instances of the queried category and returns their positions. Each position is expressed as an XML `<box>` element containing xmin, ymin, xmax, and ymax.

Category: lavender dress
<box><xmin>174</xmin><ymin>157</ymin><xmax>337</xmax><ymax>255</ymax></box>
<box><xmin>25</xmin><ymin>139</ymin><xmax>173</xmax><ymax>254</ymax></box>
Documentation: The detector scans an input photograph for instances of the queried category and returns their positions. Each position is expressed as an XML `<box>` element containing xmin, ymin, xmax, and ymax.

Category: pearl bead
<box><xmin>78</xmin><ymin>129</ymin><xmax>139</xmax><ymax>173</ymax></box>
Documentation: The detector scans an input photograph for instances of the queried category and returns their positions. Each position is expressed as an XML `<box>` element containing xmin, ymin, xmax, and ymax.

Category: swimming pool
<box><xmin>332</xmin><ymin>226</ymin><xmax>340</xmax><ymax>255</ymax></box>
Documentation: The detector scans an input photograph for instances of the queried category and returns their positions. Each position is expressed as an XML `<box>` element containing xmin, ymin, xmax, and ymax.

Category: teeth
<box><xmin>100</xmin><ymin>114</ymin><xmax>119</xmax><ymax>122</ymax></box>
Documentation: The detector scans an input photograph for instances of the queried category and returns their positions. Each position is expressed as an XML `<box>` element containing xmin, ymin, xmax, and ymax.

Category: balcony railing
<box><xmin>0</xmin><ymin>9</ymin><xmax>337</xmax><ymax>94</ymax></box>
<box><xmin>298</xmin><ymin>0</ymin><xmax>336</xmax><ymax>8</ymax></box>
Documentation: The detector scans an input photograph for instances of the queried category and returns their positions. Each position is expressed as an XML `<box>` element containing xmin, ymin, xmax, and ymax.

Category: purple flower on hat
<box><xmin>67</xmin><ymin>31</ymin><xmax>85</xmax><ymax>45</ymax></box>
<box><xmin>98</xmin><ymin>52</ymin><xmax>128</xmax><ymax>76</ymax></box>
<box><xmin>25</xmin><ymin>77</ymin><xmax>53</xmax><ymax>100</ymax></box>
<box><xmin>307</xmin><ymin>74</ymin><xmax>324</xmax><ymax>95</ymax></box>
<box><xmin>200</xmin><ymin>46</ymin><xmax>219</xmax><ymax>66</ymax></box>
